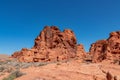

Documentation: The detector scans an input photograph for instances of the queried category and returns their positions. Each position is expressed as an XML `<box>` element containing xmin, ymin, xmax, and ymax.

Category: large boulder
<box><xmin>89</xmin><ymin>31</ymin><xmax>120</xmax><ymax>63</ymax></box>
<box><xmin>12</xmin><ymin>26</ymin><xmax>85</xmax><ymax>62</ymax></box>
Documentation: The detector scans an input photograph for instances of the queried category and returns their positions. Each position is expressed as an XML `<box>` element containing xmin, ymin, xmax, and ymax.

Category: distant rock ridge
<box><xmin>12</xmin><ymin>26</ymin><xmax>86</xmax><ymax>62</ymax></box>
<box><xmin>90</xmin><ymin>31</ymin><xmax>120</xmax><ymax>63</ymax></box>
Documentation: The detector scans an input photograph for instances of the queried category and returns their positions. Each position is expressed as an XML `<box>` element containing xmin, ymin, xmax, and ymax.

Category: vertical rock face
<box><xmin>76</xmin><ymin>44</ymin><xmax>86</xmax><ymax>59</ymax></box>
<box><xmin>90</xmin><ymin>31</ymin><xmax>120</xmax><ymax>63</ymax></box>
<box><xmin>12</xmin><ymin>26</ymin><xmax>81</xmax><ymax>62</ymax></box>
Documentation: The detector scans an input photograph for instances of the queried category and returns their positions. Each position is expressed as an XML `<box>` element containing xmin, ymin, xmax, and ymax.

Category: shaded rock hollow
<box><xmin>12</xmin><ymin>26</ymin><xmax>86</xmax><ymax>62</ymax></box>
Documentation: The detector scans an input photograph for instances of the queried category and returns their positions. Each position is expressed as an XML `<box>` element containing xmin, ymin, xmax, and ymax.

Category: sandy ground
<box><xmin>0</xmin><ymin>54</ymin><xmax>9</xmax><ymax>60</ymax></box>
<box><xmin>0</xmin><ymin>73</ymin><xmax>9</xmax><ymax>80</ymax></box>
<box><xmin>0</xmin><ymin>57</ymin><xmax>120</xmax><ymax>80</ymax></box>
<box><xmin>11</xmin><ymin>60</ymin><xmax>120</xmax><ymax>80</ymax></box>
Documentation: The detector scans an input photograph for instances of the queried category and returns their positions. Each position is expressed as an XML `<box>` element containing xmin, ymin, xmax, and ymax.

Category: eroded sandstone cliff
<box><xmin>90</xmin><ymin>31</ymin><xmax>120</xmax><ymax>63</ymax></box>
<box><xmin>12</xmin><ymin>26</ymin><xmax>86</xmax><ymax>62</ymax></box>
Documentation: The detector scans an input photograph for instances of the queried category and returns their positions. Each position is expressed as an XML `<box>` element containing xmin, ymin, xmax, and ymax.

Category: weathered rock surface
<box><xmin>76</xmin><ymin>44</ymin><xmax>86</xmax><ymax>59</ymax></box>
<box><xmin>90</xmin><ymin>31</ymin><xmax>120</xmax><ymax>63</ymax></box>
<box><xmin>12</xmin><ymin>26</ymin><xmax>86</xmax><ymax>62</ymax></box>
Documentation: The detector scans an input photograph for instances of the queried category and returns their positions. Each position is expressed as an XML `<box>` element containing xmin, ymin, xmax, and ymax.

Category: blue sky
<box><xmin>0</xmin><ymin>0</ymin><xmax>120</xmax><ymax>54</ymax></box>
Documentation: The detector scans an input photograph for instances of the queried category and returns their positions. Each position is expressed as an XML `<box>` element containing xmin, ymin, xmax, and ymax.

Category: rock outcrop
<box><xmin>12</xmin><ymin>26</ymin><xmax>86</xmax><ymax>62</ymax></box>
<box><xmin>90</xmin><ymin>31</ymin><xmax>120</xmax><ymax>63</ymax></box>
<box><xmin>76</xmin><ymin>44</ymin><xmax>86</xmax><ymax>59</ymax></box>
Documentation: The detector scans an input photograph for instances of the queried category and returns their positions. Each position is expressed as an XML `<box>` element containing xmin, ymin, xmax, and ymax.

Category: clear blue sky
<box><xmin>0</xmin><ymin>0</ymin><xmax>120</xmax><ymax>54</ymax></box>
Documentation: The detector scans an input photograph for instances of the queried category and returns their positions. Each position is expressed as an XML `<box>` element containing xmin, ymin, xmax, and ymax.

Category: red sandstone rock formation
<box><xmin>76</xmin><ymin>44</ymin><xmax>86</xmax><ymax>59</ymax></box>
<box><xmin>12</xmin><ymin>26</ymin><xmax>86</xmax><ymax>62</ymax></box>
<box><xmin>90</xmin><ymin>31</ymin><xmax>120</xmax><ymax>63</ymax></box>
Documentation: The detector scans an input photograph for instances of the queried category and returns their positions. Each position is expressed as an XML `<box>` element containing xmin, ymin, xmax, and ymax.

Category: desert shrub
<box><xmin>38</xmin><ymin>63</ymin><xmax>45</xmax><ymax>66</ymax></box>
<box><xmin>113</xmin><ymin>59</ymin><xmax>120</xmax><ymax>65</ymax></box>
<box><xmin>6</xmin><ymin>67</ymin><xmax>14</xmax><ymax>73</ymax></box>
<box><xmin>0</xmin><ymin>66</ymin><xmax>5</xmax><ymax>72</ymax></box>
<box><xmin>0</xmin><ymin>65</ymin><xmax>14</xmax><ymax>73</ymax></box>
<box><xmin>27</xmin><ymin>62</ymin><xmax>47</xmax><ymax>67</ymax></box>
<box><xmin>0</xmin><ymin>61</ymin><xmax>5</xmax><ymax>65</ymax></box>
<box><xmin>35</xmin><ymin>63</ymin><xmax>46</xmax><ymax>67</ymax></box>
<box><xmin>56</xmin><ymin>62</ymin><xmax>61</xmax><ymax>65</ymax></box>
<box><xmin>3</xmin><ymin>70</ymin><xmax>25</xmax><ymax>80</ymax></box>
<box><xmin>3</xmin><ymin>74</ymin><xmax>16</xmax><ymax>80</ymax></box>
<box><xmin>21</xmin><ymin>62</ymin><xmax>32</xmax><ymax>69</ymax></box>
